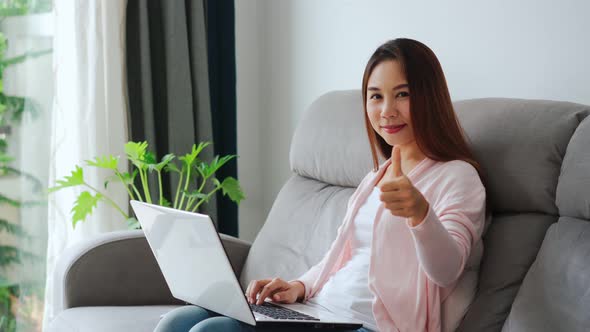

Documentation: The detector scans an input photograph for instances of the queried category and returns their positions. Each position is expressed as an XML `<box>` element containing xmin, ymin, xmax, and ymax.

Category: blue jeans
<box><xmin>154</xmin><ymin>305</ymin><xmax>372</xmax><ymax>332</ymax></box>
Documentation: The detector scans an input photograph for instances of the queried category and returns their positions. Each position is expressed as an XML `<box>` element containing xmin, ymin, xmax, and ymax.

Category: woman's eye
<box><xmin>370</xmin><ymin>94</ymin><xmax>382</xmax><ymax>100</ymax></box>
<box><xmin>396</xmin><ymin>91</ymin><xmax>410</xmax><ymax>98</ymax></box>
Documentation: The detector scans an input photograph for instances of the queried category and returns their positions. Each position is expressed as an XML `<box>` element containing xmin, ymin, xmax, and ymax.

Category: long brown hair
<box><xmin>362</xmin><ymin>38</ymin><xmax>484</xmax><ymax>182</ymax></box>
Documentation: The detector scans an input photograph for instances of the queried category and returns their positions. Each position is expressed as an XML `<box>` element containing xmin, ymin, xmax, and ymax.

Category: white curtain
<box><xmin>43</xmin><ymin>0</ymin><xmax>129</xmax><ymax>329</ymax></box>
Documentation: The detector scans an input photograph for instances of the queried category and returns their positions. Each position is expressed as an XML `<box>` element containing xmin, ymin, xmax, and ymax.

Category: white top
<box><xmin>308</xmin><ymin>187</ymin><xmax>380</xmax><ymax>331</ymax></box>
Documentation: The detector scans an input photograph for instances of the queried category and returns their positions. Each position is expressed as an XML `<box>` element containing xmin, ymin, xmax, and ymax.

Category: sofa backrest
<box><xmin>239</xmin><ymin>90</ymin><xmax>590</xmax><ymax>332</ymax></box>
<box><xmin>453</xmin><ymin>98</ymin><xmax>590</xmax><ymax>332</ymax></box>
<box><xmin>501</xmin><ymin>111</ymin><xmax>590</xmax><ymax>332</ymax></box>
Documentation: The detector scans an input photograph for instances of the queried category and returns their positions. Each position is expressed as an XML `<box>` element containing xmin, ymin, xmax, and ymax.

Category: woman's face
<box><xmin>366</xmin><ymin>60</ymin><xmax>415</xmax><ymax>147</ymax></box>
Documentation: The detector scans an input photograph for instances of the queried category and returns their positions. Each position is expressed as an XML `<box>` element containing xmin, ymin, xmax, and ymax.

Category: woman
<box><xmin>155</xmin><ymin>38</ymin><xmax>486</xmax><ymax>332</ymax></box>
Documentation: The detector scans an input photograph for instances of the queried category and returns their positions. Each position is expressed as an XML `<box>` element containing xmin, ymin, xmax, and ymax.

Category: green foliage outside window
<box><xmin>0</xmin><ymin>1</ymin><xmax>53</xmax><ymax>331</ymax></box>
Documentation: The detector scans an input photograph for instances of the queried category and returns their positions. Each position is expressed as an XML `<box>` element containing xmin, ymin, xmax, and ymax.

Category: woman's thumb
<box><xmin>392</xmin><ymin>145</ymin><xmax>403</xmax><ymax>177</ymax></box>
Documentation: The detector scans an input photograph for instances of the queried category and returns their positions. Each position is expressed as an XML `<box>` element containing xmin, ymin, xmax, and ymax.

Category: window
<box><xmin>0</xmin><ymin>1</ymin><xmax>53</xmax><ymax>331</ymax></box>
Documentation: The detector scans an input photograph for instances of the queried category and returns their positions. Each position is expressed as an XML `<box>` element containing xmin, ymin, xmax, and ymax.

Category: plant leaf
<box><xmin>196</xmin><ymin>162</ymin><xmax>208</xmax><ymax>178</ymax></box>
<box><xmin>148</xmin><ymin>153</ymin><xmax>175</xmax><ymax>172</ymax></box>
<box><xmin>164</xmin><ymin>162</ymin><xmax>181</xmax><ymax>173</ymax></box>
<box><xmin>48</xmin><ymin>166</ymin><xmax>84</xmax><ymax>193</ymax></box>
<box><xmin>179</xmin><ymin>142</ymin><xmax>211</xmax><ymax>167</ymax></box>
<box><xmin>0</xmin><ymin>245</ymin><xmax>20</xmax><ymax>266</ymax></box>
<box><xmin>161</xmin><ymin>196</ymin><xmax>172</xmax><ymax>207</ymax></box>
<box><xmin>144</xmin><ymin>151</ymin><xmax>157</xmax><ymax>164</ymax></box>
<box><xmin>220</xmin><ymin>177</ymin><xmax>246</xmax><ymax>204</ymax></box>
<box><xmin>182</xmin><ymin>190</ymin><xmax>208</xmax><ymax>200</ymax></box>
<box><xmin>120</xmin><ymin>169</ymin><xmax>139</xmax><ymax>185</ymax></box>
<box><xmin>3</xmin><ymin>95</ymin><xmax>33</xmax><ymax>123</ymax></box>
<box><xmin>71</xmin><ymin>191</ymin><xmax>102</xmax><ymax>228</ymax></box>
<box><xmin>104</xmin><ymin>170</ymin><xmax>137</xmax><ymax>189</ymax></box>
<box><xmin>86</xmin><ymin>155</ymin><xmax>119</xmax><ymax>170</ymax></box>
<box><xmin>0</xmin><ymin>165</ymin><xmax>44</xmax><ymax>193</ymax></box>
<box><xmin>0</xmin><ymin>218</ymin><xmax>28</xmax><ymax>238</ymax></box>
<box><xmin>125</xmin><ymin>141</ymin><xmax>148</xmax><ymax>160</ymax></box>
<box><xmin>0</xmin><ymin>193</ymin><xmax>20</xmax><ymax>207</ymax></box>
<box><xmin>161</xmin><ymin>153</ymin><xmax>175</xmax><ymax>164</ymax></box>
<box><xmin>0</xmin><ymin>152</ymin><xmax>14</xmax><ymax>163</ymax></box>
<box><xmin>201</xmin><ymin>155</ymin><xmax>236</xmax><ymax>179</ymax></box>
<box><xmin>0</xmin><ymin>48</ymin><xmax>52</xmax><ymax>67</ymax></box>
<box><xmin>195</xmin><ymin>162</ymin><xmax>206</xmax><ymax>179</ymax></box>
<box><xmin>125</xmin><ymin>141</ymin><xmax>149</xmax><ymax>169</ymax></box>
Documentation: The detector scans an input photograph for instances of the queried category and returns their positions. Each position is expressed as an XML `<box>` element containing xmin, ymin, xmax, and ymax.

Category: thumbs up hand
<box><xmin>379</xmin><ymin>146</ymin><xmax>430</xmax><ymax>227</ymax></box>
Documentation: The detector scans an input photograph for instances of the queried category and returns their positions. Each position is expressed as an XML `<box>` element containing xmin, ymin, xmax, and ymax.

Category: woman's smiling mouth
<box><xmin>381</xmin><ymin>124</ymin><xmax>406</xmax><ymax>134</ymax></box>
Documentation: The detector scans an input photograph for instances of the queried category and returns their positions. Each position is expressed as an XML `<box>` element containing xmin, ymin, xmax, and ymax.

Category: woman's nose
<box><xmin>381</xmin><ymin>99</ymin><xmax>399</xmax><ymax>118</ymax></box>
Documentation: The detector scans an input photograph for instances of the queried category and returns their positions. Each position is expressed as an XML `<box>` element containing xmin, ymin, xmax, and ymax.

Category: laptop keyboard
<box><xmin>250</xmin><ymin>302</ymin><xmax>319</xmax><ymax>321</ymax></box>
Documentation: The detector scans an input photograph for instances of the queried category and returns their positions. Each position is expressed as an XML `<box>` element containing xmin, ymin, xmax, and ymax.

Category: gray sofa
<box><xmin>48</xmin><ymin>91</ymin><xmax>590</xmax><ymax>332</ymax></box>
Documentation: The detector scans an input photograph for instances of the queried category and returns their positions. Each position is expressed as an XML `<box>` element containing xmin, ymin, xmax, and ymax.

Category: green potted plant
<box><xmin>48</xmin><ymin>141</ymin><xmax>245</xmax><ymax>229</ymax></box>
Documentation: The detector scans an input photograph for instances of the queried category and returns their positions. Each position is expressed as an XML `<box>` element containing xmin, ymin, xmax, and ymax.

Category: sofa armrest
<box><xmin>51</xmin><ymin>230</ymin><xmax>180</xmax><ymax>314</ymax></box>
<box><xmin>51</xmin><ymin>230</ymin><xmax>252</xmax><ymax>314</ymax></box>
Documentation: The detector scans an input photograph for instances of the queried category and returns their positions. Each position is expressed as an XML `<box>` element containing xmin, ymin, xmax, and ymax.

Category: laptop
<box><xmin>130</xmin><ymin>200</ymin><xmax>363</xmax><ymax>329</ymax></box>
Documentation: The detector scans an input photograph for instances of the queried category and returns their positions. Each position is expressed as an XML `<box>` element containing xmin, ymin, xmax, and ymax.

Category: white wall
<box><xmin>235</xmin><ymin>0</ymin><xmax>590</xmax><ymax>242</ymax></box>
<box><xmin>235</xmin><ymin>1</ymin><xmax>265</xmax><ymax>242</ymax></box>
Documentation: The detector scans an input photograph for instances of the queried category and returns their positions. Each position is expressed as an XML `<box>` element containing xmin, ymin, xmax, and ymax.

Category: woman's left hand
<box><xmin>379</xmin><ymin>146</ymin><xmax>430</xmax><ymax>227</ymax></box>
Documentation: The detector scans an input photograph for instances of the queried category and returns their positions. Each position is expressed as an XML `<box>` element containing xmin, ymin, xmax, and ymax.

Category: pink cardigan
<box><xmin>293</xmin><ymin>157</ymin><xmax>486</xmax><ymax>332</ymax></box>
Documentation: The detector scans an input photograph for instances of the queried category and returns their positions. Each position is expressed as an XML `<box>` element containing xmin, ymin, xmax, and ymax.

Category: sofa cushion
<box><xmin>240</xmin><ymin>175</ymin><xmax>354</xmax><ymax>287</ymax></box>
<box><xmin>557</xmin><ymin>116</ymin><xmax>590</xmax><ymax>220</ymax></box>
<box><xmin>47</xmin><ymin>305</ymin><xmax>181</xmax><ymax>332</ymax></box>
<box><xmin>502</xmin><ymin>218</ymin><xmax>590</xmax><ymax>332</ymax></box>
<box><xmin>289</xmin><ymin>90</ymin><xmax>374</xmax><ymax>188</ymax></box>
<box><xmin>457</xmin><ymin>213</ymin><xmax>556</xmax><ymax>332</ymax></box>
<box><xmin>455</xmin><ymin>98</ymin><xmax>590</xmax><ymax>215</ymax></box>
